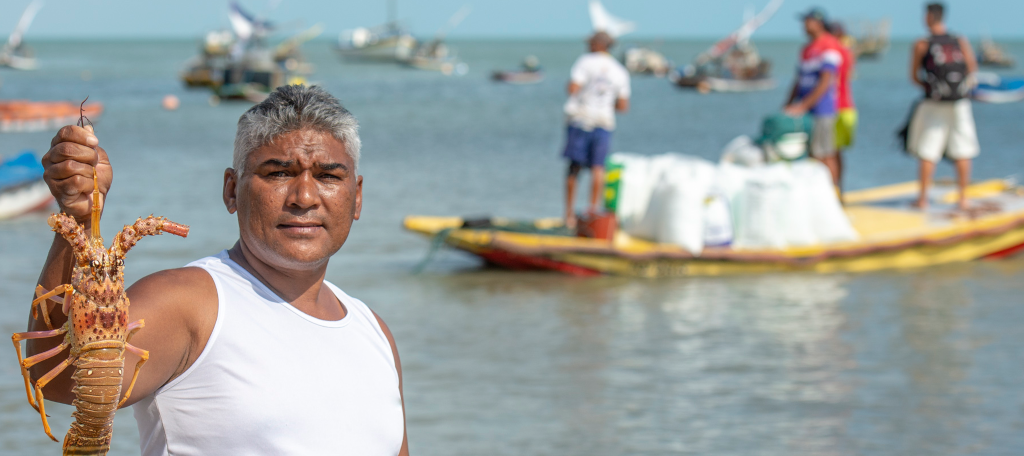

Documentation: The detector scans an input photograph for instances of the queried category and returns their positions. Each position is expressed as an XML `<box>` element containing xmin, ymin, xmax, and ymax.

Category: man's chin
<box><xmin>245</xmin><ymin>236</ymin><xmax>336</xmax><ymax>271</ymax></box>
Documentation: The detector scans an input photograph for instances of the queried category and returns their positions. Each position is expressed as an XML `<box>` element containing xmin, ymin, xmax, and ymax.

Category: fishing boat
<box><xmin>336</xmin><ymin>0</ymin><xmax>417</xmax><ymax>62</ymax></box>
<box><xmin>972</xmin><ymin>72</ymin><xmax>1024</xmax><ymax>104</ymax></box>
<box><xmin>0</xmin><ymin>151</ymin><xmax>52</xmax><ymax>220</ymax></box>
<box><xmin>492</xmin><ymin>56</ymin><xmax>544</xmax><ymax>84</ymax></box>
<box><xmin>0</xmin><ymin>0</ymin><xmax>44</xmax><ymax>70</ymax></box>
<box><xmin>622</xmin><ymin>47</ymin><xmax>671</xmax><ymax>77</ymax></box>
<box><xmin>669</xmin><ymin>0</ymin><xmax>782</xmax><ymax>93</ymax></box>
<box><xmin>0</xmin><ymin>100</ymin><xmax>103</xmax><ymax>133</ymax></box>
<box><xmin>978</xmin><ymin>38</ymin><xmax>1015</xmax><ymax>68</ymax></box>
<box><xmin>181</xmin><ymin>3</ymin><xmax>314</xmax><ymax>103</ymax></box>
<box><xmin>403</xmin><ymin>6</ymin><xmax>470</xmax><ymax>75</ymax></box>
<box><xmin>405</xmin><ymin>179</ymin><xmax>1024</xmax><ymax>277</ymax></box>
<box><xmin>852</xmin><ymin>19</ymin><xmax>890</xmax><ymax>60</ymax></box>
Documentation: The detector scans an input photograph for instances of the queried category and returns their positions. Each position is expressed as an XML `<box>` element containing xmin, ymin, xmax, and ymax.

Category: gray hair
<box><xmin>232</xmin><ymin>85</ymin><xmax>361</xmax><ymax>175</ymax></box>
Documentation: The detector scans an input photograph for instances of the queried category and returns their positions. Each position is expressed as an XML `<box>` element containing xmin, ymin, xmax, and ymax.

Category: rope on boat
<box><xmin>412</xmin><ymin>228</ymin><xmax>454</xmax><ymax>274</ymax></box>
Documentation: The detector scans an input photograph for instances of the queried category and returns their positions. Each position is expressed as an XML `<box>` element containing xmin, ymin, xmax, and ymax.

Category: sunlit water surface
<box><xmin>1</xmin><ymin>39</ymin><xmax>1023</xmax><ymax>455</ymax></box>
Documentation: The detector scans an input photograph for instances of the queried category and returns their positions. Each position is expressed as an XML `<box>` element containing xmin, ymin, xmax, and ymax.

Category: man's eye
<box><xmin>318</xmin><ymin>173</ymin><xmax>341</xmax><ymax>180</ymax></box>
<box><xmin>268</xmin><ymin>171</ymin><xmax>289</xmax><ymax>177</ymax></box>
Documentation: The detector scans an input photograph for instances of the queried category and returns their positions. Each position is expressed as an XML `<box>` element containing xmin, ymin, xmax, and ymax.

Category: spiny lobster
<box><xmin>11</xmin><ymin>108</ymin><xmax>189</xmax><ymax>455</ymax></box>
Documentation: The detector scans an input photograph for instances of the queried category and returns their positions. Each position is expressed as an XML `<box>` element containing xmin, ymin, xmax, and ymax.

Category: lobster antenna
<box><xmin>91</xmin><ymin>168</ymin><xmax>101</xmax><ymax>240</ymax></box>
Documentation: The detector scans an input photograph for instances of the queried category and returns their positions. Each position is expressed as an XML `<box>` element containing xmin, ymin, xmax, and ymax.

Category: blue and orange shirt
<box><xmin>796</xmin><ymin>34</ymin><xmax>843</xmax><ymax>116</ymax></box>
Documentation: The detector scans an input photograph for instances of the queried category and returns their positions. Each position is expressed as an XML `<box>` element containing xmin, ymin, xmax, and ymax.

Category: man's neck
<box><xmin>228</xmin><ymin>241</ymin><xmax>344</xmax><ymax>320</ymax></box>
<box><xmin>929</xmin><ymin>23</ymin><xmax>947</xmax><ymax>36</ymax></box>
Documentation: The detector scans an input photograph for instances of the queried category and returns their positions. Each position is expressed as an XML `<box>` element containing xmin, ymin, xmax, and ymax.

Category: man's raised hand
<box><xmin>42</xmin><ymin>125</ymin><xmax>113</xmax><ymax>226</ymax></box>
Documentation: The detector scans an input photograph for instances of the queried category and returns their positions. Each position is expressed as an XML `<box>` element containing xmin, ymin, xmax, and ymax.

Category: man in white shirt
<box><xmin>21</xmin><ymin>85</ymin><xmax>408</xmax><ymax>455</ymax></box>
<box><xmin>563</xmin><ymin>31</ymin><xmax>630</xmax><ymax>228</ymax></box>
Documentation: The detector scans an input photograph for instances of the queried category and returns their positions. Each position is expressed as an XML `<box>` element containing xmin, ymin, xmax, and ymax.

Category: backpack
<box><xmin>758</xmin><ymin>113</ymin><xmax>813</xmax><ymax>161</ymax></box>
<box><xmin>922</xmin><ymin>34</ymin><xmax>970</xmax><ymax>101</ymax></box>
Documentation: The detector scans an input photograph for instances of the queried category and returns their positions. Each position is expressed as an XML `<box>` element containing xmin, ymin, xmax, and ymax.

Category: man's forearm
<box><xmin>26</xmin><ymin>235</ymin><xmax>74</xmax><ymax>350</ymax></box>
<box><xmin>799</xmin><ymin>73</ymin><xmax>833</xmax><ymax>110</ymax></box>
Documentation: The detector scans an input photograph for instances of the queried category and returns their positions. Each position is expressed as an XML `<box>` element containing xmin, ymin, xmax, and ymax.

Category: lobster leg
<box><xmin>32</xmin><ymin>284</ymin><xmax>73</xmax><ymax>330</ymax></box>
<box><xmin>12</xmin><ymin>326</ymin><xmax>68</xmax><ymax>412</ymax></box>
<box><xmin>119</xmin><ymin>341</ymin><xmax>149</xmax><ymax>408</ymax></box>
<box><xmin>35</xmin><ymin>357</ymin><xmax>75</xmax><ymax>442</ymax></box>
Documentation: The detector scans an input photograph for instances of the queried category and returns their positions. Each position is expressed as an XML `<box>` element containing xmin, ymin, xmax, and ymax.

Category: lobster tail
<box><xmin>63</xmin><ymin>352</ymin><xmax>124</xmax><ymax>455</ymax></box>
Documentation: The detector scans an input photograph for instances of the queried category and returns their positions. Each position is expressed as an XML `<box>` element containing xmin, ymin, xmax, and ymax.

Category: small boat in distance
<box><xmin>670</xmin><ymin>0</ymin><xmax>781</xmax><ymax>93</ymax></box>
<box><xmin>0</xmin><ymin>100</ymin><xmax>103</xmax><ymax>133</ymax></box>
<box><xmin>852</xmin><ymin>18</ymin><xmax>890</xmax><ymax>60</ymax></box>
<box><xmin>623</xmin><ymin>47</ymin><xmax>671</xmax><ymax>77</ymax></box>
<box><xmin>404</xmin><ymin>5</ymin><xmax>470</xmax><ymax>75</ymax></box>
<box><xmin>336</xmin><ymin>1</ymin><xmax>417</xmax><ymax>62</ymax></box>
<box><xmin>0</xmin><ymin>151</ymin><xmax>53</xmax><ymax>220</ymax></box>
<box><xmin>492</xmin><ymin>56</ymin><xmax>544</xmax><ymax>84</ymax></box>
<box><xmin>0</xmin><ymin>0</ymin><xmax>44</xmax><ymax>70</ymax></box>
<box><xmin>979</xmin><ymin>37</ymin><xmax>1015</xmax><ymax>68</ymax></box>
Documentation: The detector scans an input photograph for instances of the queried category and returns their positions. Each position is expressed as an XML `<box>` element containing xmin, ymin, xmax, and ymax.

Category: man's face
<box><xmin>225</xmin><ymin>129</ymin><xmax>362</xmax><ymax>271</ymax></box>
<box><xmin>925</xmin><ymin>12</ymin><xmax>939</xmax><ymax>28</ymax></box>
<box><xmin>804</xmin><ymin>18</ymin><xmax>821</xmax><ymax>37</ymax></box>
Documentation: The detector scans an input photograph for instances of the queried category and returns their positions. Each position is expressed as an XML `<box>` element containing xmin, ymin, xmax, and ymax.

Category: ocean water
<box><xmin>1</xmin><ymin>38</ymin><xmax>1024</xmax><ymax>455</ymax></box>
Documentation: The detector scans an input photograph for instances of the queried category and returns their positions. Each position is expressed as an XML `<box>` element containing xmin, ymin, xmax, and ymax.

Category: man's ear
<box><xmin>353</xmin><ymin>175</ymin><xmax>363</xmax><ymax>221</ymax></box>
<box><xmin>223</xmin><ymin>168</ymin><xmax>238</xmax><ymax>214</ymax></box>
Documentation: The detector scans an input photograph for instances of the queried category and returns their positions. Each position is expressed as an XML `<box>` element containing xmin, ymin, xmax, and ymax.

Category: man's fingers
<box><xmin>43</xmin><ymin>142</ymin><xmax>99</xmax><ymax>168</ymax></box>
<box><xmin>50</xmin><ymin>125</ymin><xmax>98</xmax><ymax>149</ymax></box>
<box><xmin>44</xmin><ymin>158</ymin><xmax>95</xmax><ymax>182</ymax></box>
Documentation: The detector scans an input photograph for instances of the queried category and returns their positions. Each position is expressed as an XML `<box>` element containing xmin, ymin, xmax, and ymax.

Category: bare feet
<box><xmin>565</xmin><ymin>214</ymin><xmax>577</xmax><ymax>231</ymax></box>
<box><xmin>912</xmin><ymin>199</ymin><xmax>929</xmax><ymax>210</ymax></box>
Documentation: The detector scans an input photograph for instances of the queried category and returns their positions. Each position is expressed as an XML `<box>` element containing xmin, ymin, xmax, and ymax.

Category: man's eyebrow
<box><xmin>259</xmin><ymin>159</ymin><xmax>294</xmax><ymax>168</ymax></box>
<box><xmin>318</xmin><ymin>162</ymin><xmax>348</xmax><ymax>171</ymax></box>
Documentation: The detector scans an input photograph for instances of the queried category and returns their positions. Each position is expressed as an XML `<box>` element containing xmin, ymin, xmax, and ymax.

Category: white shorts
<box><xmin>907</xmin><ymin>99</ymin><xmax>980</xmax><ymax>163</ymax></box>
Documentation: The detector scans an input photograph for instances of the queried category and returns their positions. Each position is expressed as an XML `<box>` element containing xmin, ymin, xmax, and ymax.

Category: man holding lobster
<box><xmin>23</xmin><ymin>85</ymin><xmax>408</xmax><ymax>455</ymax></box>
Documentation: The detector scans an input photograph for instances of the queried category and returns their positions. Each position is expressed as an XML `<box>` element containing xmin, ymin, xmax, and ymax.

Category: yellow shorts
<box><xmin>835</xmin><ymin>108</ymin><xmax>858</xmax><ymax>150</ymax></box>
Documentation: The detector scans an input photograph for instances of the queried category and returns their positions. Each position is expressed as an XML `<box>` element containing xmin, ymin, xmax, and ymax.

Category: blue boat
<box><xmin>973</xmin><ymin>72</ymin><xmax>1024</xmax><ymax>104</ymax></box>
<box><xmin>0</xmin><ymin>151</ymin><xmax>53</xmax><ymax>220</ymax></box>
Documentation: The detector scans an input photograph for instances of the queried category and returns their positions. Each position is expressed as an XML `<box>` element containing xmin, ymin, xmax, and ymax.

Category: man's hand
<box><xmin>784</xmin><ymin>104</ymin><xmax>807</xmax><ymax>116</ymax></box>
<box><xmin>42</xmin><ymin>125</ymin><xmax>112</xmax><ymax>227</ymax></box>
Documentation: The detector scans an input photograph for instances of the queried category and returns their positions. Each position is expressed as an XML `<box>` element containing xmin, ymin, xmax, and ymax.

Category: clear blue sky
<box><xmin>2</xmin><ymin>0</ymin><xmax>1022</xmax><ymax>39</ymax></box>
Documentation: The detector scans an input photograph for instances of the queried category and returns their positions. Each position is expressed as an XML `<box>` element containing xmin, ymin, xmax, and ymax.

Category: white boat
<box><xmin>403</xmin><ymin>5</ymin><xmax>470</xmax><ymax>75</ymax></box>
<box><xmin>0</xmin><ymin>151</ymin><xmax>53</xmax><ymax>220</ymax></box>
<box><xmin>0</xmin><ymin>0</ymin><xmax>44</xmax><ymax>71</ymax></box>
<box><xmin>973</xmin><ymin>72</ymin><xmax>1024</xmax><ymax>104</ymax></box>
<box><xmin>336</xmin><ymin>1</ymin><xmax>418</xmax><ymax>62</ymax></box>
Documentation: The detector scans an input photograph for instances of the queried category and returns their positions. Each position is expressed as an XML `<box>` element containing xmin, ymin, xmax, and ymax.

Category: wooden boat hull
<box><xmin>405</xmin><ymin>179</ymin><xmax>1024</xmax><ymax>277</ymax></box>
<box><xmin>673</xmin><ymin>75</ymin><xmax>775</xmax><ymax>93</ymax></box>
<box><xmin>0</xmin><ymin>101</ymin><xmax>103</xmax><ymax>133</ymax></box>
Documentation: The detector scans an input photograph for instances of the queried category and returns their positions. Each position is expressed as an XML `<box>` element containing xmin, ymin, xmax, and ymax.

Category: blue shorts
<box><xmin>563</xmin><ymin>125</ymin><xmax>611</xmax><ymax>168</ymax></box>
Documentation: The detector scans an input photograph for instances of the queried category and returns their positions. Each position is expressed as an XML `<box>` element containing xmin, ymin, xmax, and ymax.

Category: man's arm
<box><xmin>567</xmin><ymin>81</ymin><xmax>580</xmax><ymax>95</ymax></box>
<box><xmin>373</xmin><ymin>312</ymin><xmax>408</xmax><ymax>456</ymax></box>
<box><xmin>785</xmin><ymin>77</ymin><xmax>800</xmax><ymax>106</ymax></box>
<box><xmin>615</xmin><ymin>97</ymin><xmax>629</xmax><ymax>113</ymax></box>
<box><xmin>26</xmin><ymin>126</ymin><xmax>216</xmax><ymax>407</ymax></box>
<box><xmin>785</xmin><ymin>70</ymin><xmax>833</xmax><ymax>115</ymax></box>
<box><xmin>910</xmin><ymin>39</ymin><xmax>928</xmax><ymax>88</ymax></box>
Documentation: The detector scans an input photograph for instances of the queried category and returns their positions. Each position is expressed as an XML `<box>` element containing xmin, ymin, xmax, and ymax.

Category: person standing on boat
<box><xmin>784</xmin><ymin>8</ymin><xmax>843</xmax><ymax>188</ymax></box>
<box><xmin>907</xmin><ymin>2</ymin><xmax>979</xmax><ymax>210</ymax></box>
<box><xmin>828</xmin><ymin>21</ymin><xmax>856</xmax><ymax>200</ymax></box>
<box><xmin>562</xmin><ymin>31</ymin><xmax>630</xmax><ymax>229</ymax></box>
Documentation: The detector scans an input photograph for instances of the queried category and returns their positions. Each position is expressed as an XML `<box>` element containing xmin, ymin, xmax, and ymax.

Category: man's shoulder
<box><xmin>129</xmin><ymin>266</ymin><xmax>217</xmax><ymax>307</ymax></box>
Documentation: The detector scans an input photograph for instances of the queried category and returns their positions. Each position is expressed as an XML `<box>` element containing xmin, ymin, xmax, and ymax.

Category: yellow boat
<box><xmin>404</xmin><ymin>179</ymin><xmax>1024</xmax><ymax>277</ymax></box>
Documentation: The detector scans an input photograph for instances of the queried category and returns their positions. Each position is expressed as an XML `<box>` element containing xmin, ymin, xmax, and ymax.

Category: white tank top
<box><xmin>132</xmin><ymin>251</ymin><xmax>404</xmax><ymax>456</ymax></box>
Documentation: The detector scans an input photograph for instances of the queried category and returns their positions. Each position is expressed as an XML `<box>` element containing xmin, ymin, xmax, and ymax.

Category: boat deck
<box><xmin>405</xmin><ymin>179</ymin><xmax>1024</xmax><ymax>276</ymax></box>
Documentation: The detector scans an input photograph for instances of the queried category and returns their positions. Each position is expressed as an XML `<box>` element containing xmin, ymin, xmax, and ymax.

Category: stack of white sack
<box><xmin>608</xmin><ymin>153</ymin><xmax>716</xmax><ymax>255</ymax></box>
<box><xmin>607</xmin><ymin>141</ymin><xmax>859</xmax><ymax>254</ymax></box>
<box><xmin>712</xmin><ymin>136</ymin><xmax>859</xmax><ymax>249</ymax></box>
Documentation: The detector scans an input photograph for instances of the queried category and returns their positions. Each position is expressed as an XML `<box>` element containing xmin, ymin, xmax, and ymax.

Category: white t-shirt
<box><xmin>564</xmin><ymin>52</ymin><xmax>631</xmax><ymax>131</ymax></box>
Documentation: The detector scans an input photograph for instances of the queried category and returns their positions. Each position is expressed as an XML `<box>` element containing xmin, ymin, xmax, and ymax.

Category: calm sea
<box><xmin>1</xmin><ymin>38</ymin><xmax>1023</xmax><ymax>455</ymax></box>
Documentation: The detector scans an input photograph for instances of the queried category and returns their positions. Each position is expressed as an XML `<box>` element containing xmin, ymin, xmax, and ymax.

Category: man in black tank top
<box><xmin>908</xmin><ymin>2</ymin><xmax>980</xmax><ymax>210</ymax></box>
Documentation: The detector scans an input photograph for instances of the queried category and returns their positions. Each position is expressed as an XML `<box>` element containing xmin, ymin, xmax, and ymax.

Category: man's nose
<box><xmin>286</xmin><ymin>172</ymin><xmax>320</xmax><ymax>209</ymax></box>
